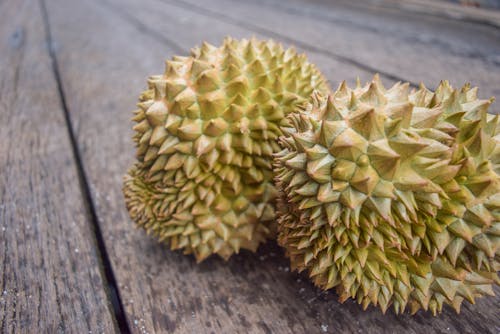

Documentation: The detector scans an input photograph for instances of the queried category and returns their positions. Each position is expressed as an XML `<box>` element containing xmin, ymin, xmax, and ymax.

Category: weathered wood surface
<box><xmin>0</xmin><ymin>0</ymin><xmax>117</xmax><ymax>332</ymax></box>
<box><xmin>361</xmin><ymin>0</ymin><xmax>500</xmax><ymax>28</ymax></box>
<box><xmin>177</xmin><ymin>0</ymin><xmax>500</xmax><ymax>100</ymax></box>
<box><xmin>2</xmin><ymin>0</ymin><xmax>500</xmax><ymax>332</ymax></box>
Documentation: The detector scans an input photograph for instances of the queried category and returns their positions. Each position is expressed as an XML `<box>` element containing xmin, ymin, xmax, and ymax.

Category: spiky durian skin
<box><xmin>123</xmin><ymin>38</ymin><xmax>330</xmax><ymax>262</ymax></box>
<box><xmin>274</xmin><ymin>76</ymin><xmax>500</xmax><ymax>315</ymax></box>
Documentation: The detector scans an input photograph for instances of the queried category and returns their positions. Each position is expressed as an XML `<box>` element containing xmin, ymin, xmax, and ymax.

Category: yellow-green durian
<box><xmin>123</xmin><ymin>37</ymin><xmax>330</xmax><ymax>262</ymax></box>
<box><xmin>274</xmin><ymin>76</ymin><xmax>500</xmax><ymax>315</ymax></box>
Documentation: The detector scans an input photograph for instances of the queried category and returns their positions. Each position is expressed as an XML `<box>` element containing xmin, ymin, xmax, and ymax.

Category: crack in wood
<box><xmin>39</xmin><ymin>0</ymin><xmax>131</xmax><ymax>332</ymax></box>
<box><xmin>160</xmin><ymin>0</ymin><xmax>420</xmax><ymax>87</ymax></box>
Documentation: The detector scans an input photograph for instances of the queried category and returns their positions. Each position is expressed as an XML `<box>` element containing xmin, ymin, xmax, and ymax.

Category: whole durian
<box><xmin>123</xmin><ymin>37</ymin><xmax>330</xmax><ymax>262</ymax></box>
<box><xmin>274</xmin><ymin>76</ymin><xmax>500</xmax><ymax>315</ymax></box>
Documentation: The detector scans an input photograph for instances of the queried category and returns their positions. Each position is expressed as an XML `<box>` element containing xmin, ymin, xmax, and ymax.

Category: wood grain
<box><xmin>0</xmin><ymin>0</ymin><xmax>118</xmax><ymax>332</ymax></box>
<box><xmin>100</xmin><ymin>0</ymin><xmax>378</xmax><ymax>86</ymax></box>
<box><xmin>44</xmin><ymin>0</ymin><xmax>499</xmax><ymax>333</ymax></box>
<box><xmin>362</xmin><ymin>0</ymin><xmax>500</xmax><ymax>28</ymax></box>
<box><xmin>176</xmin><ymin>0</ymin><xmax>500</xmax><ymax>101</ymax></box>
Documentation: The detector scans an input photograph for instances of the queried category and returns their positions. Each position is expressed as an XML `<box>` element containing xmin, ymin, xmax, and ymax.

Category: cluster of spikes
<box><xmin>123</xmin><ymin>37</ymin><xmax>499</xmax><ymax>315</ymax></box>
<box><xmin>274</xmin><ymin>75</ymin><xmax>500</xmax><ymax>315</ymax></box>
<box><xmin>123</xmin><ymin>37</ymin><xmax>329</xmax><ymax>262</ymax></box>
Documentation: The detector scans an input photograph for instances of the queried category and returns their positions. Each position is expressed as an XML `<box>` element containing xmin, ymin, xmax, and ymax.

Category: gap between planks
<box><xmin>234</xmin><ymin>0</ymin><xmax>499</xmax><ymax>66</ymax></box>
<box><xmin>100</xmin><ymin>0</ymin><xmax>418</xmax><ymax>88</ymax></box>
<box><xmin>161</xmin><ymin>0</ymin><xmax>420</xmax><ymax>87</ymax></box>
<box><xmin>39</xmin><ymin>0</ymin><xmax>131</xmax><ymax>332</ymax></box>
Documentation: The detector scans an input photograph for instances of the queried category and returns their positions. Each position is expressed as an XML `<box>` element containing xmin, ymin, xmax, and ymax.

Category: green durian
<box><xmin>274</xmin><ymin>76</ymin><xmax>500</xmax><ymax>315</ymax></box>
<box><xmin>123</xmin><ymin>37</ymin><xmax>330</xmax><ymax>262</ymax></box>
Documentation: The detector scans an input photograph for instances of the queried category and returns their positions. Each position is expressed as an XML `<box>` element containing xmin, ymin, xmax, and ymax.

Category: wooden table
<box><xmin>1</xmin><ymin>0</ymin><xmax>499</xmax><ymax>332</ymax></box>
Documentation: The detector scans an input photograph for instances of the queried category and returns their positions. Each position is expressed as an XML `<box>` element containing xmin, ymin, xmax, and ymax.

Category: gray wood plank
<box><xmin>44</xmin><ymin>0</ymin><xmax>500</xmax><ymax>333</ymax></box>
<box><xmin>100</xmin><ymin>0</ymin><xmax>377</xmax><ymax>86</ymax></box>
<box><xmin>0</xmin><ymin>0</ymin><xmax>118</xmax><ymax>332</ymax></box>
<box><xmin>175</xmin><ymin>0</ymin><xmax>500</xmax><ymax>101</ymax></box>
<box><xmin>360</xmin><ymin>0</ymin><xmax>500</xmax><ymax>28</ymax></box>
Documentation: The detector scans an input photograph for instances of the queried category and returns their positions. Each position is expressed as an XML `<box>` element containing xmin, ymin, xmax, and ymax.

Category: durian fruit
<box><xmin>123</xmin><ymin>37</ymin><xmax>330</xmax><ymax>262</ymax></box>
<box><xmin>274</xmin><ymin>76</ymin><xmax>500</xmax><ymax>315</ymax></box>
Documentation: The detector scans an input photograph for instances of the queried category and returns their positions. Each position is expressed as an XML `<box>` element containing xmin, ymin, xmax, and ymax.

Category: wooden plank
<box><xmin>100</xmin><ymin>0</ymin><xmax>378</xmax><ymax>86</ymax></box>
<box><xmin>175</xmin><ymin>0</ymin><xmax>500</xmax><ymax>101</ymax></box>
<box><xmin>367</xmin><ymin>0</ymin><xmax>500</xmax><ymax>28</ymax></box>
<box><xmin>0</xmin><ymin>0</ymin><xmax>118</xmax><ymax>332</ymax></box>
<box><xmin>45</xmin><ymin>0</ymin><xmax>499</xmax><ymax>333</ymax></box>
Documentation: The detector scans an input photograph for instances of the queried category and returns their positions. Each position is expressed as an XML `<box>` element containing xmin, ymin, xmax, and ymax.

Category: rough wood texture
<box><xmin>0</xmin><ymin>0</ymin><xmax>117</xmax><ymax>332</ymax></box>
<box><xmin>366</xmin><ymin>0</ymin><xmax>500</xmax><ymax>28</ymax></box>
<box><xmin>178</xmin><ymin>0</ymin><xmax>500</xmax><ymax>100</ymax></box>
<box><xmin>100</xmin><ymin>0</ymin><xmax>378</xmax><ymax>85</ymax></box>
<box><xmin>2</xmin><ymin>0</ymin><xmax>499</xmax><ymax>332</ymax></box>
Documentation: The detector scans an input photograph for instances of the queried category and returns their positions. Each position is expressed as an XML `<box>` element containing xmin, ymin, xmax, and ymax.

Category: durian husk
<box><xmin>123</xmin><ymin>37</ymin><xmax>330</xmax><ymax>262</ymax></box>
<box><xmin>274</xmin><ymin>75</ymin><xmax>500</xmax><ymax>315</ymax></box>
